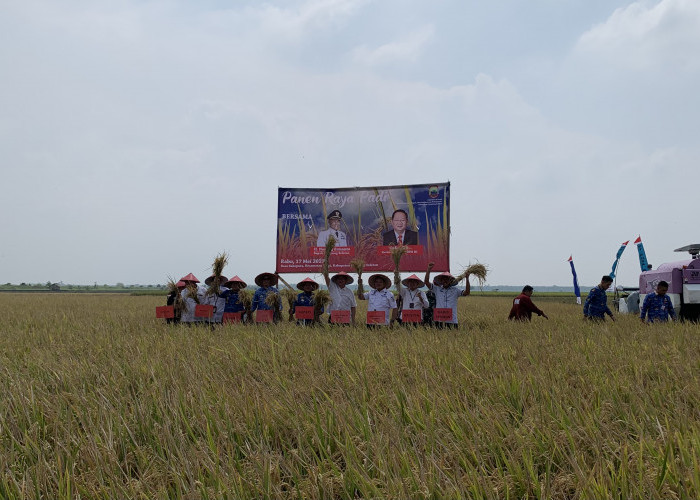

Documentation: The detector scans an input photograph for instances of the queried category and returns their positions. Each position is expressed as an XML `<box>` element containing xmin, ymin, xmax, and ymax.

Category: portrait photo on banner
<box><xmin>276</xmin><ymin>183</ymin><xmax>450</xmax><ymax>273</ymax></box>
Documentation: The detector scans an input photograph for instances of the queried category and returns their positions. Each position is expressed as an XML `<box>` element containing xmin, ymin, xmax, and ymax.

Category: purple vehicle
<box><xmin>639</xmin><ymin>244</ymin><xmax>700</xmax><ymax>322</ymax></box>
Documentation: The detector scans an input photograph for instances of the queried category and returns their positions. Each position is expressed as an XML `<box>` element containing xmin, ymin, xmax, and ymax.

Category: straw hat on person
<box><xmin>401</xmin><ymin>274</ymin><xmax>424</xmax><ymax>287</ymax></box>
<box><xmin>433</xmin><ymin>272</ymin><xmax>455</xmax><ymax>286</ymax></box>
<box><xmin>205</xmin><ymin>275</ymin><xmax>228</xmax><ymax>286</ymax></box>
<box><xmin>224</xmin><ymin>276</ymin><xmax>247</xmax><ymax>288</ymax></box>
<box><xmin>330</xmin><ymin>271</ymin><xmax>354</xmax><ymax>285</ymax></box>
<box><xmin>368</xmin><ymin>274</ymin><xmax>392</xmax><ymax>289</ymax></box>
<box><xmin>254</xmin><ymin>272</ymin><xmax>278</xmax><ymax>287</ymax></box>
<box><xmin>296</xmin><ymin>277</ymin><xmax>319</xmax><ymax>291</ymax></box>
<box><xmin>180</xmin><ymin>273</ymin><xmax>200</xmax><ymax>283</ymax></box>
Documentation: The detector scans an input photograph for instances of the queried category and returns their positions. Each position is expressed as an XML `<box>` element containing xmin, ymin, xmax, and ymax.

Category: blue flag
<box><xmin>610</xmin><ymin>240</ymin><xmax>629</xmax><ymax>279</ymax></box>
<box><xmin>635</xmin><ymin>236</ymin><xmax>649</xmax><ymax>271</ymax></box>
<box><xmin>568</xmin><ymin>256</ymin><xmax>581</xmax><ymax>304</ymax></box>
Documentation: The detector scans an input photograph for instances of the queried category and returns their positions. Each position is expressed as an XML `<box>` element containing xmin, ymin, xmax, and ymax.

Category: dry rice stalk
<box><xmin>350</xmin><ymin>258</ymin><xmax>365</xmax><ymax>276</ymax></box>
<box><xmin>320</xmin><ymin>236</ymin><xmax>337</xmax><ymax>276</ymax></box>
<box><xmin>455</xmin><ymin>263</ymin><xmax>489</xmax><ymax>286</ymax></box>
<box><xmin>185</xmin><ymin>283</ymin><xmax>200</xmax><ymax>304</ymax></box>
<box><xmin>391</xmin><ymin>245</ymin><xmax>407</xmax><ymax>287</ymax></box>
<box><xmin>167</xmin><ymin>278</ymin><xmax>185</xmax><ymax>317</ymax></box>
<box><xmin>207</xmin><ymin>252</ymin><xmax>229</xmax><ymax>296</ymax></box>
<box><xmin>237</xmin><ymin>289</ymin><xmax>253</xmax><ymax>309</ymax></box>
<box><xmin>312</xmin><ymin>289</ymin><xmax>331</xmax><ymax>321</ymax></box>
<box><xmin>280</xmin><ymin>288</ymin><xmax>297</xmax><ymax>321</ymax></box>
<box><xmin>265</xmin><ymin>291</ymin><xmax>281</xmax><ymax>310</ymax></box>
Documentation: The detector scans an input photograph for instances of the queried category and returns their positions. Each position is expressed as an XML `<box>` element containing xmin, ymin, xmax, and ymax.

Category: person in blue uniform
<box><xmin>293</xmin><ymin>277</ymin><xmax>319</xmax><ymax>326</ymax></box>
<box><xmin>583</xmin><ymin>275</ymin><xmax>615</xmax><ymax>321</ymax></box>
<box><xmin>640</xmin><ymin>280</ymin><xmax>677</xmax><ymax>323</ymax></box>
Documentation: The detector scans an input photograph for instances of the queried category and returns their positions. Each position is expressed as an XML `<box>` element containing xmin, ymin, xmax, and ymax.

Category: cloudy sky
<box><xmin>1</xmin><ymin>0</ymin><xmax>698</xmax><ymax>287</ymax></box>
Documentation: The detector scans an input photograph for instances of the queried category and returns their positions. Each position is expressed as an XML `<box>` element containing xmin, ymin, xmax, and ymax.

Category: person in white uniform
<box><xmin>423</xmin><ymin>262</ymin><xmax>470</xmax><ymax>329</ymax></box>
<box><xmin>357</xmin><ymin>274</ymin><xmax>397</xmax><ymax>327</ymax></box>
<box><xmin>317</xmin><ymin>210</ymin><xmax>349</xmax><ymax>247</ymax></box>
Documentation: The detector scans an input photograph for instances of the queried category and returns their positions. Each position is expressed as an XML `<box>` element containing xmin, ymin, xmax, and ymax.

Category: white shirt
<box><xmin>399</xmin><ymin>287</ymin><xmax>428</xmax><ymax>320</ymax></box>
<box><xmin>202</xmin><ymin>286</ymin><xmax>228</xmax><ymax>322</ymax></box>
<box><xmin>434</xmin><ymin>285</ymin><xmax>462</xmax><ymax>324</ymax></box>
<box><xmin>317</xmin><ymin>228</ymin><xmax>348</xmax><ymax>247</ymax></box>
<box><xmin>327</xmin><ymin>280</ymin><xmax>357</xmax><ymax>312</ymax></box>
<box><xmin>181</xmin><ymin>286</ymin><xmax>206</xmax><ymax>323</ymax></box>
<box><xmin>363</xmin><ymin>289</ymin><xmax>397</xmax><ymax>325</ymax></box>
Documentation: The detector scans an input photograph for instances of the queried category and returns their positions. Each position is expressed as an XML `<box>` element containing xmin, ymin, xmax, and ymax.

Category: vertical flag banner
<box><xmin>568</xmin><ymin>256</ymin><xmax>581</xmax><ymax>304</ymax></box>
<box><xmin>609</xmin><ymin>240</ymin><xmax>629</xmax><ymax>279</ymax></box>
<box><xmin>635</xmin><ymin>236</ymin><xmax>650</xmax><ymax>271</ymax></box>
<box><xmin>276</xmin><ymin>183</ymin><xmax>450</xmax><ymax>273</ymax></box>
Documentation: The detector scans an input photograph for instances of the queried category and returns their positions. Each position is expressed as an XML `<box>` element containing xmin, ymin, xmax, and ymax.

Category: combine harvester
<box><xmin>635</xmin><ymin>244</ymin><xmax>700</xmax><ymax>322</ymax></box>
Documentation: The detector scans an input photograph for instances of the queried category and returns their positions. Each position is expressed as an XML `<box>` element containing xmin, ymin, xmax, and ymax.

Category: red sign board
<box><xmin>195</xmin><ymin>304</ymin><xmax>214</xmax><ymax>318</ymax></box>
<box><xmin>222</xmin><ymin>312</ymin><xmax>242</xmax><ymax>324</ymax></box>
<box><xmin>401</xmin><ymin>309</ymin><xmax>422</xmax><ymax>323</ymax></box>
<box><xmin>295</xmin><ymin>306</ymin><xmax>315</xmax><ymax>320</ymax></box>
<box><xmin>367</xmin><ymin>310</ymin><xmax>386</xmax><ymax>325</ymax></box>
<box><xmin>256</xmin><ymin>310</ymin><xmax>274</xmax><ymax>323</ymax></box>
<box><xmin>156</xmin><ymin>306</ymin><xmax>174</xmax><ymax>319</ymax></box>
<box><xmin>434</xmin><ymin>308</ymin><xmax>453</xmax><ymax>322</ymax></box>
<box><xmin>330</xmin><ymin>310</ymin><xmax>351</xmax><ymax>324</ymax></box>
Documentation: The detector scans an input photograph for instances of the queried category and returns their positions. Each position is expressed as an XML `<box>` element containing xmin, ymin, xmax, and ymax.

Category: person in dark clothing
<box><xmin>508</xmin><ymin>285</ymin><xmax>548</xmax><ymax>321</ymax></box>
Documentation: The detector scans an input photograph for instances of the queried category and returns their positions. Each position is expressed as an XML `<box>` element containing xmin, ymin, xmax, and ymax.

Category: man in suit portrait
<box><xmin>382</xmin><ymin>209</ymin><xmax>418</xmax><ymax>246</ymax></box>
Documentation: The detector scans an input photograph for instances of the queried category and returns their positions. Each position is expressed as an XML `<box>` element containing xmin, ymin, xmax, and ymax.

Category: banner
<box><xmin>609</xmin><ymin>240</ymin><xmax>629</xmax><ymax>279</ymax></box>
<box><xmin>276</xmin><ymin>183</ymin><xmax>450</xmax><ymax>273</ymax></box>
<box><xmin>635</xmin><ymin>236</ymin><xmax>650</xmax><ymax>271</ymax></box>
<box><xmin>568</xmin><ymin>256</ymin><xmax>581</xmax><ymax>305</ymax></box>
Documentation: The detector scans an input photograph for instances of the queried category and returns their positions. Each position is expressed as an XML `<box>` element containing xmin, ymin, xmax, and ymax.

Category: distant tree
<box><xmin>116</xmin><ymin>282</ymin><xmax>125</xmax><ymax>288</ymax></box>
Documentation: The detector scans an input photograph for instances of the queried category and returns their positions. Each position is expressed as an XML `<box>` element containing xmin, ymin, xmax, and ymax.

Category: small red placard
<box><xmin>256</xmin><ymin>310</ymin><xmax>274</xmax><ymax>323</ymax></box>
<box><xmin>367</xmin><ymin>310</ymin><xmax>386</xmax><ymax>325</ymax></box>
<box><xmin>330</xmin><ymin>310</ymin><xmax>351</xmax><ymax>324</ymax></box>
<box><xmin>222</xmin><ymin>312</ymin><xmax>242</xmax><ymax>324</ymax></box>
<box><xmin>156</xmin><ymin>306</ymin><xmax>174</xmax><ymax>319</ymax></box>
<box><xmin>195</xmin><ymin>304</ymin><xmax>214</xmax><ymax>318</ymax></box>
<box><xmin>401</xmin><ymin>309</ymin><xmax>422</xmax><ymax>323</ymax></box>
<box><xmin>295</xmin><ymin>306</ymin><xmax>315</xmax><ymax>320</ymax></box>
<box><xmin>434</xmin><ymin>308</ymin><xmax>453</xmax><ymax>322</ymax></box>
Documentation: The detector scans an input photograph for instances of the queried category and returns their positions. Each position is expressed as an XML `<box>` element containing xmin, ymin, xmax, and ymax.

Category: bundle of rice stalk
<box><xmin>207</xmin><ymin>252</ymin><xmax>229</xmax><ymax>296</ymax></box>
<box><xmin>455</xmin><ymin>263</ymin><xmax>489</xmax><ymax>286</ymax></box>
<box><xmin>349</xmin><ymin>257</ymin><xmax>366</xmax><ymax>295</ymax></box>
<box><xmin>320</xmin><ymin>236</ymin><xmax>337</xmax><ymax>276</ymax></box>
<box><xmin>312</xmin><ymin>289</ymin><xmax>331</xmax><ymax>321</ymax></box>
<box><xmin>237</xmin><ymin>289</ymin><xmax>253</xmax><ymax>309</ymax></box>
<box><xmin>167</xmin><ymin>278</ymin><xmax>186</xmax><ymax>317</ymax></box>
<box><xmin>391</xmin><ymin>245</ymin><xmax>407</xmax><ymax>287</ymax></box>
<box><xmin>280</xmin><ymin>288</ymin><xmax>297</xmax><ymax>321</ymax></box>
<box><xmin>185</xmin><ymin>283</ymin><xmax>200</xmax><ymax>304</ymax></box>
<box><xmin>265</xmin><ymin>291</ymin><xmax>281</xmax><ymax>315</ymax></box>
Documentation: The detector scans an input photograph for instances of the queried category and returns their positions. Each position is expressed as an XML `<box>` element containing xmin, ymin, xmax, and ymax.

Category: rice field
<box><xmin>1</xmin><ymin>293</ymin><xmax>699</xmax><ymax>499</ymax></box>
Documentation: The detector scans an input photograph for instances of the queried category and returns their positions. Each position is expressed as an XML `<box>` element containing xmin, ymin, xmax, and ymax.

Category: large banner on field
<box><xmin>276</xmin><ymin>183</ymin><xmax>450</xmax><ymax>274</ymax></box>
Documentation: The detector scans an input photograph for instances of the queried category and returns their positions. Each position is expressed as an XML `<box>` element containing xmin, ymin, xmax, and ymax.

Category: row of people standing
<box><xmin>166</xmin><ymin>262</ymin><xmax>473</xmax><ymax>327</ymax></box>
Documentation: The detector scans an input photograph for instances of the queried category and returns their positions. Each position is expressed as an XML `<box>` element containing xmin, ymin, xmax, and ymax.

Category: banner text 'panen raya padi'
<box><xmin>276</xmin><ymin>183</ymin><xmax>450</xmax><ymax>273</ymax></box>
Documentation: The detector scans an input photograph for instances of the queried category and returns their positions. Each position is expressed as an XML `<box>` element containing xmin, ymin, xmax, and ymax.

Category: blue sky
<box><xmin>1</xmin><ymin>0</ymin><xmax>698</xmax><ymax>287</ymax></box>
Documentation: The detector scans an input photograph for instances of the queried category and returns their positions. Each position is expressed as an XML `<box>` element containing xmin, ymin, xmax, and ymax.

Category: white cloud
<box><xmin>352</xmin><ymin>25</ymin><xmax>434</xmax><ymax>66</ymax></box>
<box><xmin>575</xmin><ymin>0</ymin><xmax>700</xmax><ymax>71</ymax></box>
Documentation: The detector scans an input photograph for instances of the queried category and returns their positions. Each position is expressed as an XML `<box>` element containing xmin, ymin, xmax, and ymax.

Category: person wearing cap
<box><xmin>219</xmin><ymin>276</ymin><xmax>248</xmax><ymax>321</ymax></box>
<box><xmin>508</xmin><ymin>286</ymin><xmax>548</xmax><ymax>321</ymax></box>
<box><xmin>382</xmin><ymin>209</ymin><xmax>419</xmax><ymax>246</ymax></box>
<box><xmin>398</xmin><ymin>274</ymin><xmax>429</xmax><ymax>324</ymax></box>
<box><xmin>179</xmin><ymin>273</ymin><xmax>205</xmax><ymax>325</ymax></box>
<box><xmin>166</xmin><ymin>280</ymin><xmax>186</xmax><ymax>324</ymax></box>
<box><xmin>322</xmin><ymin>269</ymin><xmax>357</xmax><ymax>325</ymax></box>
<box><xmin>317</xmin><ymin>210</ymin><xmax>349</xmax><ymax>247</ymax></box>
<box><xmin>357</xmin><ymin>274</ymin><xmax>397</xmax><ymax>327</ymax></box>
<box><xmin>292</xmin><ymin>278</ymin><xmax>319</xmax><ymax>326</ymax></box>
<box><xmin>424</xmin><ymin>262</ymin><xmax>470</xmax><ymax>329</ymax></box>
<box><xmin>251</xmin><ymin>272</ymin><xmax>283</xmax><ymax>322</ymax></box>
<box><xmin>202</xmin><ymin>274</ymin><xmax>228</xmax><ymax>324</ymax></box>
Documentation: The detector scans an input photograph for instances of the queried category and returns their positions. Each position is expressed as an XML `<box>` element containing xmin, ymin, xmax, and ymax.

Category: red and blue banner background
<box><xmin>276</xmin><ymin>183</ymin><xmax>450</xmax><ymax>273</ymax></box>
